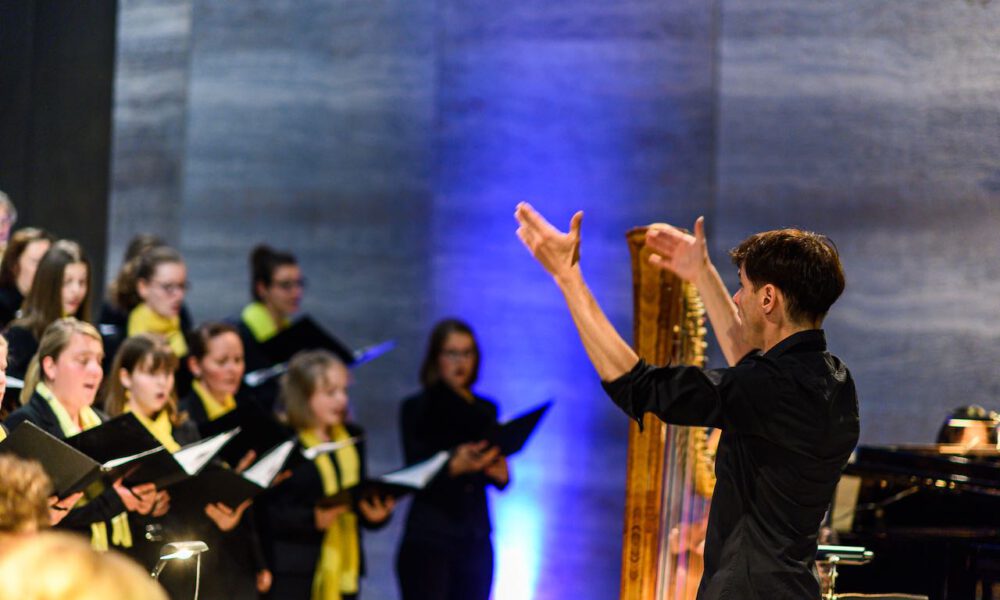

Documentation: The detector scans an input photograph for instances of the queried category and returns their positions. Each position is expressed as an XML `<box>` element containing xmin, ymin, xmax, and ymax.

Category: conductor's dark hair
<box><xmin>936</xmin><ymin>405</ymin><xmax>998</xmax><ymax>445</ymax></box>
<box><xmin>250</xmin><ymin>245</ymin><xmax>298</xmax><ymax>301</ymax></box>
<box><xmin>729</xmin><ymin>229</ymin><xmax>845</xmax><ymax>325</ymax></box>
<box><xmin>419</xmin><ymin>318</ymin><xmax>480</xmax><ymax>389</ymax></box>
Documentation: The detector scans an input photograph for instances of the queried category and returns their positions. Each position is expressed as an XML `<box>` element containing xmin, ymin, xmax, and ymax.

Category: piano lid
<box><xmin>846</xmin><ymin>444</ymin><xmax>1000</xmax><ymax>492</ymax></box>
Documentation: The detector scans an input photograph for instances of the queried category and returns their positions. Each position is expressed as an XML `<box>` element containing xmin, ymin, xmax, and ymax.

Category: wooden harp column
<box><xmin>619</xmin><ymin>227</ymin><xmax>710</xmax><ymax>600</ymax></box>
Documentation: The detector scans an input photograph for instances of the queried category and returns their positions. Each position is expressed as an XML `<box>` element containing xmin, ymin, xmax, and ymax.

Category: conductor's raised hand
<box><xmin>645</xmin><ymin>216</ymin><xmax>709</xmax><ymax>282</ymax></box>
<box><xmin>515</xmin><ymin>202</ymin><xmax>583</xmax><ymax>281</ymax></box>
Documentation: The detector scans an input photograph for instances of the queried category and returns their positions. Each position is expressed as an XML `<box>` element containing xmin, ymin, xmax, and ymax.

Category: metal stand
<box><xmin>817</xmin><ymin>544</ymin><xmax>874</xmax><ymax>600</ymax></box>
<box><xmin>150</xmin><ymin>540</ymin><xmax>209</xmax><ymax>600</ymax></box>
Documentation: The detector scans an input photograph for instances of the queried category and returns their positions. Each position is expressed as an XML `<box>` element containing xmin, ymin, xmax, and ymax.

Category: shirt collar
<box><xmin>763</xmin><ymin>329</ymin><xmax>827</xmax><ymax>358</ymax></box>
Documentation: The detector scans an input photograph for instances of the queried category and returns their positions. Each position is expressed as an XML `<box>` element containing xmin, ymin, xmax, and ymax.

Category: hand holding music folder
<box><xmin>486</xmin><ymin>400</ymin><xmax>553</xmax><ymax>456</ymax></box>
<box><xmin>169</xmin><ymin>439</ymin><xmax>297</xmax><ymax>508</ymax></box>
<box><xmin>123</xmin><ymin>428</ymin><xmax>241</xmax><ymax>488</ymax></box>
<box><xmin>0</xmin><ymin>421</ymin><xmax>166</xmax><ymax>498</ymax></box>
<box><xmin>317</xmin><ymin>450</ymin><xmax>451</xmax><ymax>508</ymax></box>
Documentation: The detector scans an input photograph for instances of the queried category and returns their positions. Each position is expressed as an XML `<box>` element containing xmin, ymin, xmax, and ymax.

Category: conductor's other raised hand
<box><xmin>514</xmin><ymin>202</ymin><xmax>583</xmax><ymax>282</ymax></box>
<box><xmin>645</xmin><ymin>216</ymin><xmax>709</xmax><ymax>283</ymax></box>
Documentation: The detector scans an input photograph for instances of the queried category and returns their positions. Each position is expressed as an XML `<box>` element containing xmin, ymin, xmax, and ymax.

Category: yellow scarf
<box><xmin>299</xmin><ymin>425</ymin><xmax>361</xmax><ymax>600</ymax></box>
<box><xmin>241</xmin><ymin>301</ymin><xmax>288</xmax><ymax>342</ymax></box>
<box><xmin>125</xmin><ymin>405</ymin><xmax>181</xmax><ymax>453</ymax></box>
<box><xmin>37</xmin><ymin>383</ymin><xmax>132</xmax><ymax>551</ymax></box>
<box><xmin>192</xmin><ymin>380</ymin><xmax>236</xmax><ymax>421</ymax></box>
<box><xmin>0</xmin><ymin>426</ymin><xmax>6</xmax><ymax>442</ymax></box>
<box><xmin>128</xmin><ymin>303</ymin><xmax>188</xmax><ymax>357</ymax></box>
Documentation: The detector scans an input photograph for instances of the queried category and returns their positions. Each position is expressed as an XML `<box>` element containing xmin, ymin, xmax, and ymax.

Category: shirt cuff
<box><xmin>601</xmin><ymin>359</ymin><xmax>648</xmax><ymax>431</ymax></box>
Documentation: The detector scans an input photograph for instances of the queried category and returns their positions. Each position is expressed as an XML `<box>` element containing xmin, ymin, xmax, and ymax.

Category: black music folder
<box><xmin>243</xmin><ymin>317</ymin><xmax>395</xmax><ymax>389</ymax></box>
<box><xmin>197</xmin><ymin>401</ymin><xmax>295</xmax><ymax>466</ymax></box>
<box><xmin>169</xmin><ymin>439</ymin><xmax>297</xmax><ymax>508</ymax></box>
<box><xmin>65</xmin><ymin>412</ymin><xmax>161</xmax><ymax>462</ymax></box>
<box><xmin>487</xmin><ymin>400</ymin><xmax>553</xmax><ymax>456</ymax></box>
<box><xmin>318</xmin><ymin>450</ymin><xmax>451</xmax><ymax>507</ymax></box>
<box><xmin>124</xmin><ymin>428</ymin><xmax>240</xmax><ymax>488</ymax></box>
<box><xmin>0</xmin><ymin>421</ymin><xmax>165</xmax><ymax>498</ymax></box>
<box><xmin>262</xmin><ymin>316</ymin><xmax>356</xmax><ymax>365</ymax></box>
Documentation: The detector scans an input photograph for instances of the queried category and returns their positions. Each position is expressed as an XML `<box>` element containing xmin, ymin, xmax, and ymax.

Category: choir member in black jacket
<box><xmin>0</xmin><ymin>333</ymin><xmax>82</xmax><ymax>523</ymax></box>
<box><xmin>3</xmin><ymin>240</ymin><xmax>93</xmax><ymax>416</ymax></box>
<box><xmin>396</xmin><ymin>319</ymin><xmax>510</xmax><ymax>600</ymax></box>
<box><xmin>100</xmin><ymin>234</ymin><xmax>193</xmax><ymax>372</ymax></box>
<box><xmin>258</xmin><ymin>350</ymin><xmax>394</xmax><ymax>600</ymax></box>
<box><xmin>236</xmin><ymin>245</ymin><xmax>304</xmax><ymax>412</ymax></box>
<box><xmin>3</xmin><ymin>318</ymin><xmax>158</xmax><ymax>551</ymax></box>
<box><xmin>0</xmin><ymin>227</ymin><xmax>53</xmax><ymax>329</ymax></box>
<box><xmin>179</xmin><ymin>321</ymin><xmax>250</xmax><ymax>427</ymax></box>
<box><xmin>104</xmin><ymin>333</ymin><xmax>272</xmax><ymax>598</ymax></box>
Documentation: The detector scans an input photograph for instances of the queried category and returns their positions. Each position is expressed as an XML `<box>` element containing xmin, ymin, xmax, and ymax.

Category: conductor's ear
<box><xmin>760</xmin><ymin>284</ymin><xmax>777</xmax><ymax>315</ymax></box>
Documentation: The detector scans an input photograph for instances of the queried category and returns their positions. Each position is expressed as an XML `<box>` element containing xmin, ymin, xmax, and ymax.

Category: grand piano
<box><xmin>832</xmin><ymin>444</ymin><xmax>1000</xmax><ymax>599</ymax></box>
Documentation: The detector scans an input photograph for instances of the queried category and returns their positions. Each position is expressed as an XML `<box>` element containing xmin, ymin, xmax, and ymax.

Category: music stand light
<box><xmin>150</xmin><ymin>540</ymin><xmax>209</xmax><ymax>600</ymax></box>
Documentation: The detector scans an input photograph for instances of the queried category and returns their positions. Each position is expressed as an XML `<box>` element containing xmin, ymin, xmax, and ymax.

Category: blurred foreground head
<box><xmin>0</xmin><ymin>530</ymin><xmax>168</xmax><ymax>600</ymax></box>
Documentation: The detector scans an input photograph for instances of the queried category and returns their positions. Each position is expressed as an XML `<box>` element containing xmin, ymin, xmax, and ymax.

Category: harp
<box><xmin>619</xmin><ymin>227</ymin><xmax>713</xmax><ymax>600</ymax></box>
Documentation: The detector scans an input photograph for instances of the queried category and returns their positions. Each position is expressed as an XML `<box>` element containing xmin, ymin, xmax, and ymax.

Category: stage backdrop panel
<box><xmin>714</xmin><ymin>0</ymin><xmax>1000</xmax><ymax>445</ymax></box>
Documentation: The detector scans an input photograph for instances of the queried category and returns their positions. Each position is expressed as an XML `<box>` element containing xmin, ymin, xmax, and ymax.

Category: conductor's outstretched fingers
<box><xmin>514</xmin><ymin>202</ymin><xmax>584</xmax><ymax>279</ymax></box>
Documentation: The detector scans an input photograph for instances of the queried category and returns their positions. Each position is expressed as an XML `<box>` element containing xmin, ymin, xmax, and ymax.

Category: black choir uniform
<box><xmin>396</xmin><ymin>383</ymin><xmax>507</xmax><ymax>600</ymax></box>
<box><xmin>234</xmin><ymin>318</ymin><xmax>280</xmax><ymax>414</ymax></box>
<box><xmin>0</xmin><ymin>284</ymin><xmax>23</xmax><ymax>329</ymax></box>
<box><xmin>602</xmin><ymin>330</ymin><xmax>860</xmax><ymax>600</ymax></box>
<box><xmin>257</xmin><ymin>422</ymin><xmax>385</xmax><ymax>600</ymax></box>
<box><xmin>3</xmin><ymin>324</ymin><xmax>38</xmax><ymax>381</ymax></box>
<box><xmin>133</xmin><ymin>416</ymin><xmax>268</xmax><ymax>600</ymax></box>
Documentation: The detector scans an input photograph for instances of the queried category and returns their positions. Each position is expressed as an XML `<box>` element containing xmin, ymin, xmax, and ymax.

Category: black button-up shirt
<box><xmin>603</xmin><ymin>330</ymin><xmax>859</xmax><ymax>600</ymax></box>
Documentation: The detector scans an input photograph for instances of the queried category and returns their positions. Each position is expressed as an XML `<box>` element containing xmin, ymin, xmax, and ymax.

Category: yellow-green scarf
<box><xmin>192</xmin><ymin>380</ymin><xmax>236</xmax><ymax>421</ymax></box>
<box><xmin>37</xmin><ymin>382</ymin><xmax>132</xmax><ymax>551</ymax></box>
<box><xmin>241</xmin><ymin>301</ymin><xmax>288</xmax><ymax>342</ymax></box>
<box><xmin>299</xmin><ymin>425</ymin><xmax>361</xmax><ymax>600</ymax></box>
<box><xmin>128</xmin><ymin>303</ymin><xmax>188</xmax><ymax>357</ymax></box>
<box><xmin>125</xmin><ymin>405</ymin><xmax>181</xmax><ymax>453</ymax></box>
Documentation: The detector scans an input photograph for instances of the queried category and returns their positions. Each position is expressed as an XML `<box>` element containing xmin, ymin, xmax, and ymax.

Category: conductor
<box><xmin>514</xmin><ymin>203</ymin><xmax>859</xmax><ymax>600</ymax></box>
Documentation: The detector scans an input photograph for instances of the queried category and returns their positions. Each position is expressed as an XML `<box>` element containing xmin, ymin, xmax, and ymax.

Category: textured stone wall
<box><xmin>108</xmin><ymin>0</ymin><xmax>193</xmax><ymax>271</ymax></box>
<box><xmin>714</xmin><ymin>0</ymin><xmax>1000</xmax><ymax>443</ymax></box>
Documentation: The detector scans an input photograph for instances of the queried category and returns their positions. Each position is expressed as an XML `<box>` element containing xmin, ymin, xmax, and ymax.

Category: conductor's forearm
<box><xmin>554</xmin><ymin>267</ymin><xmax>639</xmax><ymax>381</ymax></box>
<box><xmin>693</xmin><ymin>263</ymin><xmax>751</xmax><ymax>366</ymax></box>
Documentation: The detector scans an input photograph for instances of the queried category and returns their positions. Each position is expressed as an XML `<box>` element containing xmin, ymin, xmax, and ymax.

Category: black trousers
<box><xmin>396</xmin><ymin>538</ymin><xmax>493</xmax><ymax>600</ymax></box>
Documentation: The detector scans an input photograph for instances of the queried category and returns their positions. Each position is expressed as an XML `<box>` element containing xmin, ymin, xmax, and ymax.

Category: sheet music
<box><xmin>301</xmin><ymin>436</ymin><xmax>362</xmax><ymax>460</ymax></box>
<box><xmin>243</xmin><ymin>440</ymin><xmax>295</xmax><ymax>488</ymax></box>
<box><xmin>378</xmin><ymin>451</ymin><xmax>449</xmax><ymax>489</ymax></box>
<box><xmin>175</xmin><ymin>428</ymin><xmax>240</xmax><ymax>474</ymax></box>
<box><xmin>102</xmin><ymin>445</ymin><xmax>164</xmax><ymax>470</ymax></box>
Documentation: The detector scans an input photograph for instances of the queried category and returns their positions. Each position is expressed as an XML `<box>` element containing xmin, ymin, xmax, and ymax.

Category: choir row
<box><xmin>0</xmin><ymin>206</ymin><xmax>508</xmax><ymax>600</ymax></box>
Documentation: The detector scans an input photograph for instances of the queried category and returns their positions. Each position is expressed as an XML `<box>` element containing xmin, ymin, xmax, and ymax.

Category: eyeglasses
<box><xmin>441</xmin><ymin>349</ymin><xmax>475</xmax><ymax>361</ymax></box>
<box><xmin>272</xmin><ymin>277</ymin><xmax>307</xmax><ymax>291</ymax></box>
<box><xmin>152</xmin><ymin>281</ymin><xmax>189</xmax><ymax>295</ymax></box>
